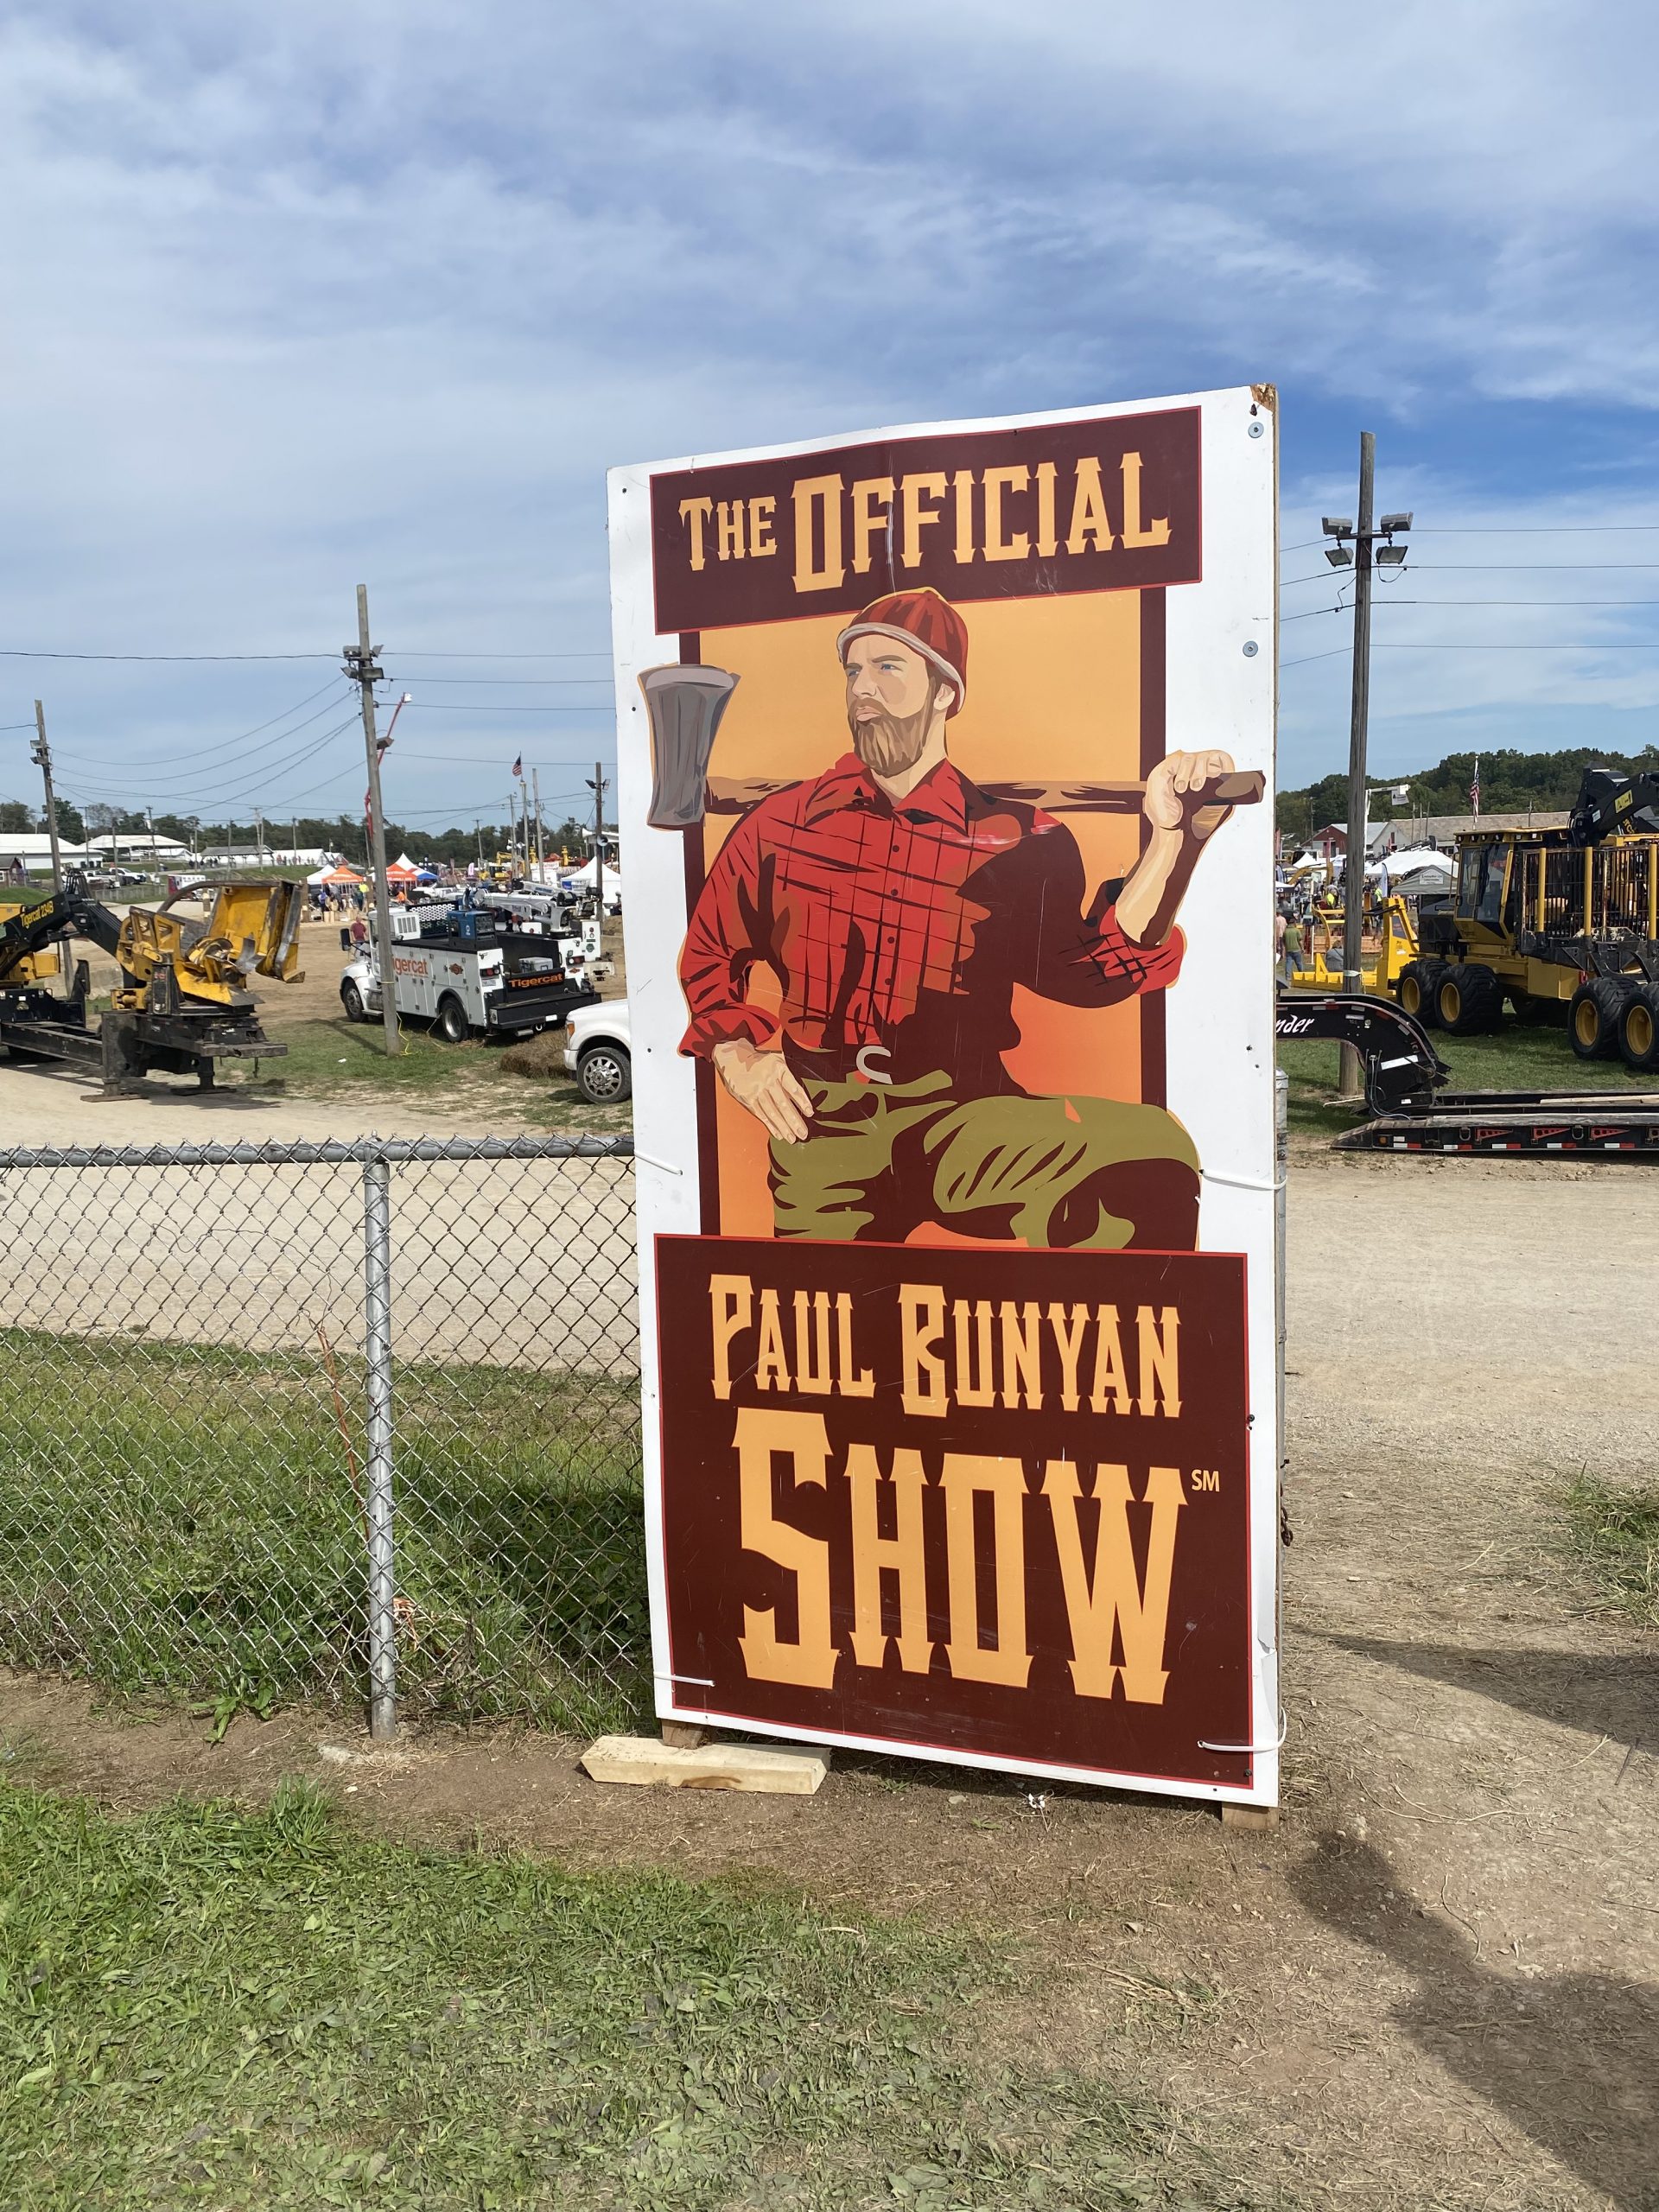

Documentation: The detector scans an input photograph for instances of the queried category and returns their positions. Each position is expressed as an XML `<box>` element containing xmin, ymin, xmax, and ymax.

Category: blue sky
<box><xmin>3</xmin><ymin>0</ymin><xmax>1657</xmax><ymax>836</ymax></box>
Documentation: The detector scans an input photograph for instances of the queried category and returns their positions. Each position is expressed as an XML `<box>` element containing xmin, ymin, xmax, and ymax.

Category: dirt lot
<box><xmin>3</xmin><ymin>1146</ymin><xmax>1654</xmax><ymax>2209</ymax></box>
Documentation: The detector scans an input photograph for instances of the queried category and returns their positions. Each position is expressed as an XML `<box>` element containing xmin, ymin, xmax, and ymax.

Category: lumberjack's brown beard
<box><xmin>849</xmin><ymin>702</ymin><xmax>931</xmax><ymax>778</ymax></box>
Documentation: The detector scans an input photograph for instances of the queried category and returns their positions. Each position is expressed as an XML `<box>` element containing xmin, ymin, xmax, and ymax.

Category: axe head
<box><xmin>639</xmin><ymin>663</ymin><xmax>741</xmax><ymax>829</ymax></box>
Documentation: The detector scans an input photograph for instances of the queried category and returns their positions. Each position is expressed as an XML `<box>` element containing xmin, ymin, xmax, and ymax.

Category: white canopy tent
<box><xmin>558</xmin><ymin>857</ymin><xmax>621</xmax><ymax>893</ymax></box>
<box><xmin>1370</xmin><ymin>845</ymin><xmax>1452</xmax><ymax>882</ymax></box>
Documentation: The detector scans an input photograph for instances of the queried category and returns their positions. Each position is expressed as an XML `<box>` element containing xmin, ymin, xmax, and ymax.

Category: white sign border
<box><xmin>607</xmin><ymin>383</ymin><xmax>1281</xmax><ymax>1808</ymax></box>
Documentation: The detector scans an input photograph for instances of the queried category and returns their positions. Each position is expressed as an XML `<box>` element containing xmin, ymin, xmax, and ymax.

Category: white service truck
<box><xmin>340</xmin><ymin>906</ymin><xmax>597</xmax><ymax>1041</ymax></box>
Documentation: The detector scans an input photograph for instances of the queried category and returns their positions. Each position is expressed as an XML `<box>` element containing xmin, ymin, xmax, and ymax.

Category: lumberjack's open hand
<box><xmin>712</xmin><ymin>1037</ymin><xmax>816</xmax><ymax>1144</ymax></box>
<box><xmin>1143</xmin><ymin>749</ymin><xmax>1236</xmax><ymax>844</ymax></box>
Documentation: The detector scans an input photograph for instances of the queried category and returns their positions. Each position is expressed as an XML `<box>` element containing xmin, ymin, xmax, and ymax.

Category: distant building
<box><xmin>0</xmin><ymin>833</ymin><xmax>94</xmax><ymax>877</ymax></box>
<box><xmin>1310</xmin><ymin>810</ymin><xmax>1569</xmax><ymax>861</ymax></box>
<box><xmin>86</xmin><ymin>832</ymin><xmax>191</xmax><ymax>864</ymax></box>
<box><xmin>1392</xmin><ymin>810</ymin><xmax>1569</xmax><ymax>849</ymax></box>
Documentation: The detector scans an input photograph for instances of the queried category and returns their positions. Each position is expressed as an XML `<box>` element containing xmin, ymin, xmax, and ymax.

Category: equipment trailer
<box><xmin>0</xmin><ymin>880</ymin><xmax>303</xmax><ymax>1093</ymax></box>
<box><xmin>1276</xmin><ymin>990</ymin><xmax>1659</xmax><ymax>1154</ymax></box>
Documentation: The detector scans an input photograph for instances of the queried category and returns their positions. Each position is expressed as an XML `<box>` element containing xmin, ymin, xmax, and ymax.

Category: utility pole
<box><xmin>1320</xmin><ymin>443</ymin><xmax>1412</xmax><ymax>1098</ymax></box>
<box><xmin>31</xmin><ymin>702</ymin><xmax>62</xmax><ymax>892</ymax></box>
<box><xmin>344</xmin><ymin>585</ymin><xmax>400</xmax><ymax>1059</ymax></box>
<box><xmin>531</xmin><ymin>766</ymin><xmax>543</xmax><ymax>880</ymax></box>
<box><xmin>253</xmin><ymin>804</ymin><xmax>265</xmax><ymax>867</ymax></box>
<box><xmin>1342</xmin><ymin>431</ymin><xmax>1376</xmax><ymax>1071</ymax></box>
<box><xmin>588</xmin><ymin>763</ymin><xmax>608</xmax><ymax>916</ymax></box>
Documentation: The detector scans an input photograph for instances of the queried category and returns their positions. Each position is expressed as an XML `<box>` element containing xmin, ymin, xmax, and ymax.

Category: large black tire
<box><xmin>1397</xmin><ymin>960</ymin><xmax>1446</xmax><ymax>1027</ymax></box>
<box><xmin>1434</xmin><ymin>963</ymin><xmax>1505</xmax><ymax>1036</ymax></box>
<box><xmin>1567</xmin><ymin>977</ymin><xmax>1632</xmax><ymax>1060</ymax></box>
<box><xmin>1617</xmin><ymin>982</ymin><xmax>1659</xmax><ymax>1071</ymax></box>
<box><xmin>433</xmin><ymin>994</ymin><xmax>470</xmax><ymax>1045</ymax></box>
<box><xmin>576</xmin><ymin>1040</ymin><xmax>632</xmax><ymax>1104</ymax></box>
<box><xmin>340</xmin><ymin>981</ymin><xmax>366</xmax><ymax>1024</ymax></box>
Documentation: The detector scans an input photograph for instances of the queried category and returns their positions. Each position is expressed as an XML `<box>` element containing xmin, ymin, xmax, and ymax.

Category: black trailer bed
<box><xmin>1338</xmin><ymin>1104</ymin><xmax>1659</xmax><ymax>1154</ymax></box>
<box><xmin>1277</xmin><ymin>991</ymin><xmax>1659</xmax><ymax>1157</ymax></box>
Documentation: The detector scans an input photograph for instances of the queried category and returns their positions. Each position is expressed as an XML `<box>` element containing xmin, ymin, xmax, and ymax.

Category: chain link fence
<box><xmin>0</xmin><ymin>1137</ymin><xmax>645</xmax><ymax>1735</ymax></box>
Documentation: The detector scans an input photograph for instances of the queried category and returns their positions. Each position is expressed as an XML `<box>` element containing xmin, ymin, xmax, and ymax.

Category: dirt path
<box><xmin>3</xmin><ymin>1151</ymin><xmax>1656</xmax><ymax>2209</ymax></box>
<box><xmin>0</xmin><ymin>1052</ymin><xmax>545</xmax><ymax>1147</ymax></box>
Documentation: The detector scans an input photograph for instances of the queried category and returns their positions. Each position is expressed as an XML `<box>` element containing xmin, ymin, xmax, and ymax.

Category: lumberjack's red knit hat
<box><xmin>836</xmin><ymin>588</ymin><xmax>969</xmax><ymax>716</ymax></box>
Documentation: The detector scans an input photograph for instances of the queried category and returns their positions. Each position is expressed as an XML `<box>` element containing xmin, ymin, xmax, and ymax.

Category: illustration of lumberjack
<box><xmin>677</xmin><ymin>588</ymin><xmax>1239</xmax><ymax>1251</ymax></box>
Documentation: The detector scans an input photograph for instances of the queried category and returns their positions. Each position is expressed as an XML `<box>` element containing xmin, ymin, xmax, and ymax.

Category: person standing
<box><xmin>1281</xmin><ymin>910</ymin><xmax>1306</xmax><ymax>984</ymax></box>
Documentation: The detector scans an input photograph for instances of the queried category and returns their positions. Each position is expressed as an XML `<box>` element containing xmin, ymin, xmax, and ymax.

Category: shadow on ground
<box><xmin>1324</xmin><ymin>1632</ymin><xmax>1654</xmax><ymax>1750</ymax></box>
<box><xmin>1290</xmin><ymin>1834</ymin><xmax>1659</xmax><ymax>2211</ymax></box>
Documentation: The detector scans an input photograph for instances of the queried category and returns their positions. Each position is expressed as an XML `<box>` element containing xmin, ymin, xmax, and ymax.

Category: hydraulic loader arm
<box><xmin>0</xmin><ymin>891</ymin><xmax>120</xmax><ymax>983</ymax></box>
<box><xmin>1568</xmin><ymin>766</ymin><xmax>1659</xmax><ymax>847</ymax></box>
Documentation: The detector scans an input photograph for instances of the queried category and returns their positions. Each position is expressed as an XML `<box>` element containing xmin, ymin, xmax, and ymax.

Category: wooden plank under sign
<box><xmin>581</xmin><ymin>1734</ymin><xmax>828</xmax><ymax>1795</ymax></box>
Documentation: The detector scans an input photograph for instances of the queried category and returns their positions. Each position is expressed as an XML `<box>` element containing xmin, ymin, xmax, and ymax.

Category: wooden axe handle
<box><xmin>703</xmin><ymin>768</ymin><xmax>1265</xmax><ymax>816</ymax></box>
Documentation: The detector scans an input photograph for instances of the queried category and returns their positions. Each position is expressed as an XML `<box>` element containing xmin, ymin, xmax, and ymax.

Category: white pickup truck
<box><xmin>340</xmin><ymin>906</ymin><xmax>596</xmax><ymax>1041</ymax></box>
<box><xmin>563</xmin><ymin>998</ymin><xmax>631</xmax><ymax>1103</ymax></box>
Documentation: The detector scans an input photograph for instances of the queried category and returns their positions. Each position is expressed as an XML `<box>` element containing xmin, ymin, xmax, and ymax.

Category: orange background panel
<box><xmin>695</xmin><ymin>591</ymin><xmax>1147</xmax><ymax>1238</ymax></box>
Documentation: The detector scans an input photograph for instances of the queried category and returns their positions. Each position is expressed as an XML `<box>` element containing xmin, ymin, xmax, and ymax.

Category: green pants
<box><xmin>770</xmin><ymin>1071</ymin><xmax>1201</xmax><ymax>1251</ymax></box>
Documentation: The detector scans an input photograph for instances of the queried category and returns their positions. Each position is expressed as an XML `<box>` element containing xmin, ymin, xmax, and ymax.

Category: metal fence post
<box><xmin>362</xmin><ymin>1152</ymin><xmax>397</xmax><ymax>1740</ymax></box>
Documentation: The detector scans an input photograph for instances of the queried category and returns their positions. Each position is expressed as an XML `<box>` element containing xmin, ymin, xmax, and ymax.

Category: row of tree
<box><xmin>1275</xmin><ymin>745</ymin><xmax>1659</xmax><ymax>840</ymax></box>
<box><xmin>0</xmin><ymin>799</ymin><xmax>594</xmax><ymax>868</ymax></box>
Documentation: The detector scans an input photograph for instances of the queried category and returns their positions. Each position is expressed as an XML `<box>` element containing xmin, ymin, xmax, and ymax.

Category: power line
<box><xmin>401</xmin><ymin>702</ymin><xmax>613</xmax><ymax>716</ymax></box>
<box><xmin>0</xmin><ymin>648</ymin><xmax>340</xmax><ymax>664</ymax></box>
<box><xmin>1410</xmin><ymin>523</ymin><xmax>1659</xmax><ymax>534</ymax></box>
<box><xmin>0</xmin><ymin>645</ymin><xmax>612</xmax><ymax>664</ymax></box>
<box><xmin>50</xmin><ymin>687</ymin><xmax>353</xmax><ymax>787</ymax></box>
<box><xmin>1297</xmin><ymin>596</ymin><xmax>1659</xmax><ymax>611</ymax></box>
<box><xmin>59</xmin><ymin>715</ymin><xmax>359</xmax><ymax>814</ymax></box>
<box><xmin>381</xmin><ymin>676</ymin><xmax>612</xmax><ymax>687</ymax></box>
<box><xmin>1285</xmin><ymin>641</ymin><xmax>1659</xmax><ymax>667</ymax></box>
<box><xmin>1405</xmin><ymin>562</ymin><xmax>1659</xmax><ymax>571</ymax></box>
<box><xmin>1284</xmin><ymin>524</ymin><xmax>1659</xmax><ymax>552</ymax></box>
<box><xmin>1284</xmin><ymin>595</ymin><xmax>1659</xmax><ymax>624</ymax></box>
<box><xmin>385</xmin><ymin>650</ymin><xmax>611</xmax><ymax>661</ymax></box>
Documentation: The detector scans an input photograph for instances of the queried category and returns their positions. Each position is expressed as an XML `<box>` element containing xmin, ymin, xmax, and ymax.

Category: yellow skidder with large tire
<box><xmin>1395</xmin><ymin>766</ymin><xmax>1659</xmax><ymax>1071</ymax></box>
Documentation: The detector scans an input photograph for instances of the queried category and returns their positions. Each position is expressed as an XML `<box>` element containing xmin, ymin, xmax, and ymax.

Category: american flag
<box><xmin>512</xmin><ymin>754</ymin><xmax>523</xmax><ymax>778</ymax></box>
<box><xmin>1469</xmin><ymin>755</ymin><xmax>1481</xmax><ymax>817</ymax></box>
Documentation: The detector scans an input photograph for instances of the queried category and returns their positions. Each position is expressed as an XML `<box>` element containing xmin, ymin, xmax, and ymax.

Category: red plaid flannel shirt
<box><xmin>679</xmin><ymin>753</ymin><xmax>1182</xmax><ymax>1078</ymax></box>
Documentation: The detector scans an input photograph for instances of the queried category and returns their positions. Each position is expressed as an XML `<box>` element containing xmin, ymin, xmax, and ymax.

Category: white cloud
<box><xmin>0</xmin><ymin>1</ymin><xmax>1656</xmax><ymax>820</ymax></box>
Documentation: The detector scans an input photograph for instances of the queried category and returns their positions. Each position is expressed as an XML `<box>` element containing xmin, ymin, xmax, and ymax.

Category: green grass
<box><xmin>1279</xmin><ymin>1014</ymin><xmax>1659</xmax><ymax>1137</ymax></box>
<box><xmin>237</xmin><ymin>1012</ymin><xmax>631</xmax><ymax>1133</ymax></box>
<box><xmin>0</xmin><ymin>1332</ymin><xmax>648</xmax><ymax>1732</ymax></box>
<box><xmin>0</xmin><ymin>1777</ymin><xmax>1266</xmax><ymax>2211</ymax></box>
<box><xmin>1561</xmin><ymin>1474</ymin><xmax>1659</xmax><ymax>1627</ymax></box>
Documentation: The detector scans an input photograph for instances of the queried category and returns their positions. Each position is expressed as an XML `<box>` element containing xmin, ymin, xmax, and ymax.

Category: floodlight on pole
<box><xmin>1378</xmin><ymin>512</ymin><xmax>1414</xmax><ymax>533</ymax></box>
<box><xmin>1376</xmin><ymin>544</ymin><xmax>1408</xmax><ymax>567</ymax></box>
<box><xmin>1321</xmin><ymin>517</ymin><xmax>1353</xmax><ymax>537</ymax></box>
<box><xmin>1325</xmin><ymin>547</ymin><xmax>1354</xmax><ymax>568</ymax></box>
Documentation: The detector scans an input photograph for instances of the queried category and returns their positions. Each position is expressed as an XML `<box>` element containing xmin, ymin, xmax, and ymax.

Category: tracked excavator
<box><xmin>0</xmin><ymin>879</ymin><xmax>303</xmax><ymax>1093</ymax></box>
